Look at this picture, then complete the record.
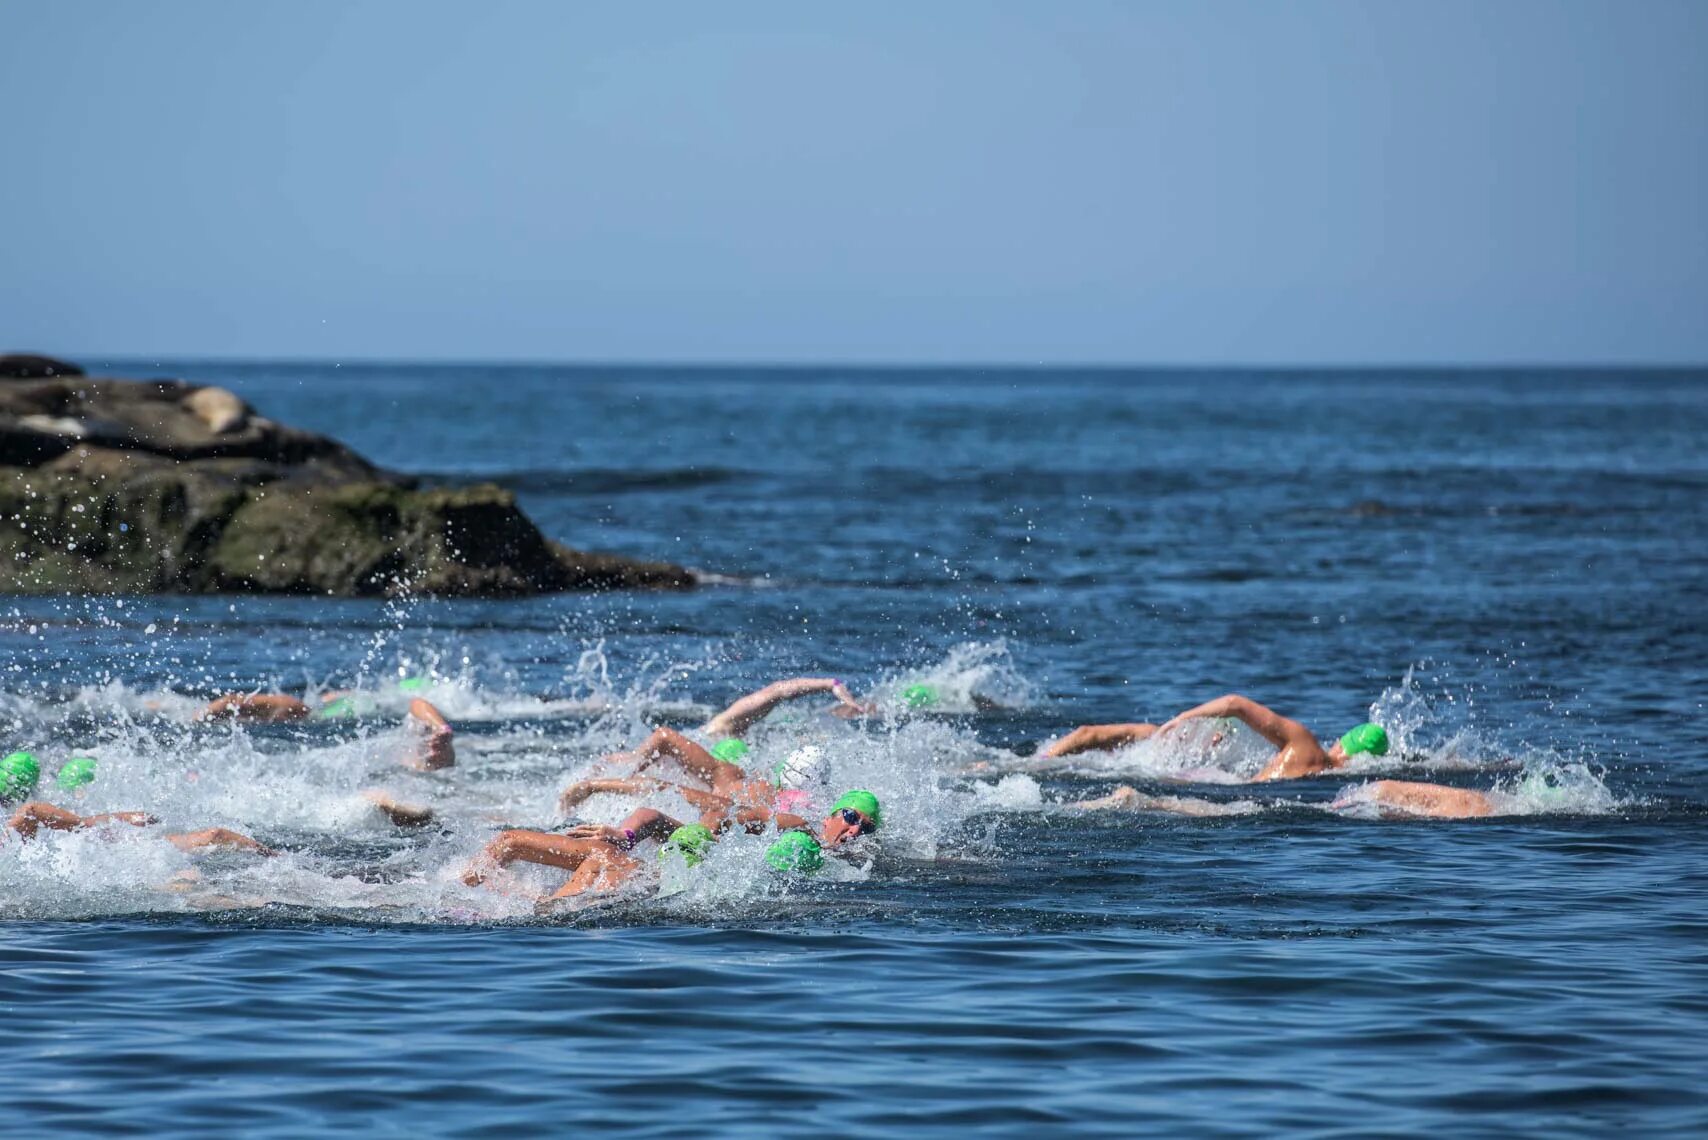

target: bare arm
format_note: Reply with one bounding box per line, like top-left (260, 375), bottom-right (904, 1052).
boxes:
top-left (559, 805), bottom-right (689, 846)
top-left (541, 843), bottom-right (644, 903)
top-left (363, 790), bottom-right (436, 828)
top-left (407, 698), bottom-right (451, 732)
top-left (558, 774), bottom-right (735, 816)
top-left (702, 678), bottom-right (860, 739)
top-left (1333, 780), bottom-right (1494, 819)
top-left (166, 828), bottom-right (275, 855)
top-left (197, 693), bottom-right (312, 723)
top-left (1158, 694), bottom-right (1312, 754)
top-left (710, 803), bottom-right (811, 835)
top-left (7, 802), bottom-right (156, 840)
top-left (1065, 784), bottom-right (1256, 817)
top-left (629, 727), bottom-right (724, 784)
top-left (1044, 723), bottom-right (1158, 758)
top-left (462, 829), bottom-right (612, 887)
top-left (403, 699), bottom-right (456, 770)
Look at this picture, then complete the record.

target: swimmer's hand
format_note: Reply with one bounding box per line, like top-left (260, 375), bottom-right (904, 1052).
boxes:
top-left (89, 811), bottom-right (159, 828)
top-left (828, 680), bottom-right (875, 716)
top-left (558, 823), bottom-right (629, 845)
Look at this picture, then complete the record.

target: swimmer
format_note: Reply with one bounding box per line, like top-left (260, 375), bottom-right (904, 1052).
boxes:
top-left (568, 787), bottom-right (880, 853)
top-left (1051, 693), bottom-right (1389, 782)
top-left (1152, 695), bottom-right (1389, 781)
top-left (5, 800), bottom-right (274, 854)
top-left (1065, 776), bottom-right (1490, 820)
top-left (468, 790), bottom-right (880, 904)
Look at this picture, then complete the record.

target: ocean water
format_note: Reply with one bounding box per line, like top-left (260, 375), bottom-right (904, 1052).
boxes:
top-left (3, 365), bottom-right (1705, 1136)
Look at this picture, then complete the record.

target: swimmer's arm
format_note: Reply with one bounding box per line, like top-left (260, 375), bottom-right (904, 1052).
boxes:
top-left (559, 776), bottom-right (667, 813)
top-left (166, 828), bottom-right (275, 856)
top-left (1065, 786), bottom-right (1236, 816)
top-left (404, 700), bottom-right (457, 770)
top-left (1044, 723), bottom-right (1158, 758)
top-left (562, 807), bottom-right (687, 847)
top-left (541, 843), bottom-right (643, 904)
top-left (711, 805), bottom-right (810, 835)
top-left (620, 807), bottom-right (688, 843)
top-left (197, 693), bottom-right (311, 722)
top-left (630, 727), bottom-right (722, 784)
top-left (7, 802), bottom-right (157, 839)
top-left (1160, 695), bottom-right (1303, 752)
top-left (702, 678), bottom-right (856, 738)
top-left (1334, 780), bottom-right (1493, 819)
top-left (363, 790), bottom-right (436, 828)
top-left (406, 698), bottom-right (452, 732)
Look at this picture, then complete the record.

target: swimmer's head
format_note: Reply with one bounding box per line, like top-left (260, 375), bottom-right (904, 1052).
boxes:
top-left (764, 830), bottom-right (825, 874)
top-left (660, 823), bottom-right (716, 869)
top-left (1, 751), bottom-right (41, 803)
top-left (397, 676), bottom-right (427, 693)
top-left (57, 757), bottom-right (98, 792)
top-left (1337, 723), bottom-right (1391, 758)
top-left (772, 745), bottom-right (829, 792)
top-left (823, 789), bottom-right (881, 845)
top-left (314, 696), bottom-right (359, 720)
top-left (901, 684), bottom-right (938, 710)
top-left (710, 739), bottom-right (750, 764)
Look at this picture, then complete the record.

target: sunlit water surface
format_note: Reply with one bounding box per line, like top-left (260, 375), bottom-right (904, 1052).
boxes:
top-left (3, 366), bottom-right (1705, 1135)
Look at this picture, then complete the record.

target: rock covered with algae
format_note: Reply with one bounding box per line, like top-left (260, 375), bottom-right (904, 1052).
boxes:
top-left (0, 359), bottom-right (692, 597)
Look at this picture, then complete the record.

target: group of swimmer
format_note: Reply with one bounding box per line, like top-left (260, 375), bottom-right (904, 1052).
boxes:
top-left (1, 672), bottom-right (1503, 909)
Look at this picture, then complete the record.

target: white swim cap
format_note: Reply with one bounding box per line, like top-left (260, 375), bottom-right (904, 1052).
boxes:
top-left (773, 744), bottom-right (830, 793)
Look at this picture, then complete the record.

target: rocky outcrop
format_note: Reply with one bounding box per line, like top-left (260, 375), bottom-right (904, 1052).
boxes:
top-left (0, 354), bottom-right (85, 379)
top-left (0, 367), bottom-right (693, 596)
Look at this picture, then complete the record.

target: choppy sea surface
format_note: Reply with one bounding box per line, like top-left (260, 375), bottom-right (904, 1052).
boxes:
top-left (3, 364), bottom-right (1705, 1136)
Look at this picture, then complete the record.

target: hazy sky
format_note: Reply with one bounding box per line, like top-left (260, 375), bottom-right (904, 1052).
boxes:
top-left (3, 1), bottom-right (1704, 364)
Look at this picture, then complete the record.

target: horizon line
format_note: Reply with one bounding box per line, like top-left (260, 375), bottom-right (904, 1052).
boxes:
top-left (48, 352), bottom-right (1708, 374)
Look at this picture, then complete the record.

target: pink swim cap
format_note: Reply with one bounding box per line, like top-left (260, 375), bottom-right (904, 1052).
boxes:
top-left (774, 789), bottom-right (813, 815)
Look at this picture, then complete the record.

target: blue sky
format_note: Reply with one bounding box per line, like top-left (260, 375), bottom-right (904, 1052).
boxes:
top-left (2, 1), bottom-right (1704, 364)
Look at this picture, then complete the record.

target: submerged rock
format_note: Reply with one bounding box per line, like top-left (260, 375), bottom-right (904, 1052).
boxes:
top-left (0, 366), bottom-right (693, 596)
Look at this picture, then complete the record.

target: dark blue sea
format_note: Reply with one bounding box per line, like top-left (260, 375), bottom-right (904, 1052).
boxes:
top-left (3, 364), bottom-right (1705, 1136)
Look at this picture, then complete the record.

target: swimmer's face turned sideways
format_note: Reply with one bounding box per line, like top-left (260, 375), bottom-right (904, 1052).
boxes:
top-left (819, 789), bottom-right (881, 846)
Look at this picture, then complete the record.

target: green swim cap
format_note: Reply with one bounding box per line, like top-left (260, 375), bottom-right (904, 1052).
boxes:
top-left (57, 757), bottom-right (98, 791)
top-left (902, 684), bottom-right (937, 710)
top-left (830, 789), bottom-right (882, 832)
top-left (660, 823), bottom-right (715, 868)
top-left (710, 738), bottom-right (749, 764)
top-left (1339, 723), bottom-right (1391, 757)
top-left (314, 696), bottom-right (359, 720)
top-left (764, 830), bottom-right (825, 874)
top-left (397, 676), bottom-right (427, 693)
top-left (1, 751), bottom-right (41, 801)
